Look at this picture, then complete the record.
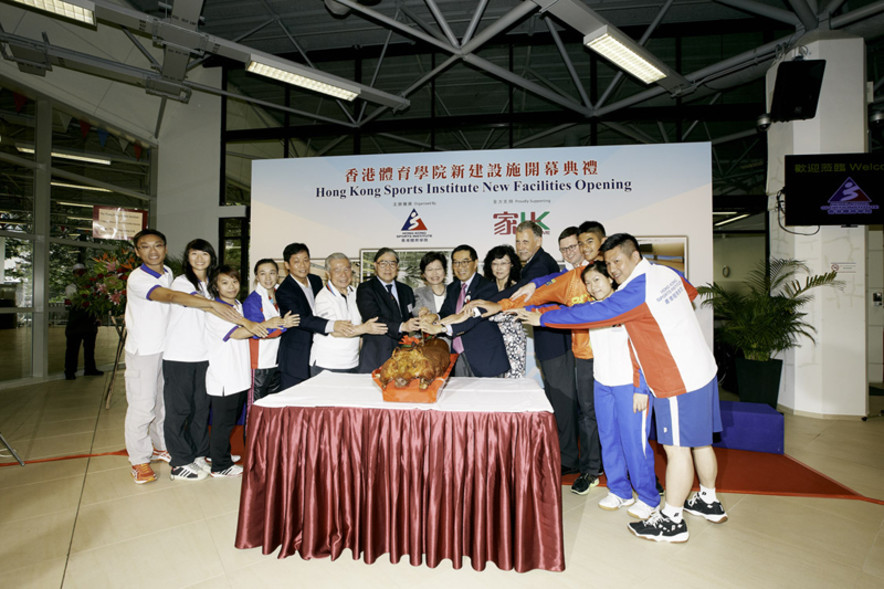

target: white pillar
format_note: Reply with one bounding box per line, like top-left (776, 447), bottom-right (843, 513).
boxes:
top-left (766, 31), bottom-right (868, 418)
top-left (156, 68), bottom-right (246, 257)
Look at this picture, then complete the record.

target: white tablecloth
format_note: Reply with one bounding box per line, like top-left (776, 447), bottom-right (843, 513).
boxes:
top-left (254, 371), bottom-right (553, 413)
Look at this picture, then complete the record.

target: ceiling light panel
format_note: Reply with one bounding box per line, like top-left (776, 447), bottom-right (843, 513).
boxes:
top-left (247, 58), bottom-right (360, 101)
top-left (11, 0), bottom-right (95, 25)
top-left (584, 26), bottom-right (666, 84)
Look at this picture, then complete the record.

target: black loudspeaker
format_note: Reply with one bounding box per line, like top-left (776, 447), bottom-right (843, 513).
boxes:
top-left (769, 59), bottom-right (826, 122)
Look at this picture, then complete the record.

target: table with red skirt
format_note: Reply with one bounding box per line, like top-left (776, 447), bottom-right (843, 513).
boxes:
top-left (234, 372), bottom-right (564, 572)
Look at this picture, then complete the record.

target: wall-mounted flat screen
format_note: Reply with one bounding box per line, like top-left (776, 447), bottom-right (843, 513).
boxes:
top-left (784, 153), bottom-right (882, 226)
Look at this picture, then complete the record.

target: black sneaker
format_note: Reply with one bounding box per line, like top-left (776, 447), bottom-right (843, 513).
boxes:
top-left (170, 462), bottom-right (208, 481)
top-left (570, 472), bottom-right (599, 495)
top-left (628, 513), bottom-right (689, 543)
top-left (683, 494), bottom-right (728, 523)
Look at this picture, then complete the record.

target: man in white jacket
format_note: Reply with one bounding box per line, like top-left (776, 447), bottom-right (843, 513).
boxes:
top-left (311, 253), bottom-right (387, 374)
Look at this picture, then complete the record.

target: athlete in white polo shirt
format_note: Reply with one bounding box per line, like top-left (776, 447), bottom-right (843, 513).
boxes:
top-left (125, 229), bottom-right (264, 485)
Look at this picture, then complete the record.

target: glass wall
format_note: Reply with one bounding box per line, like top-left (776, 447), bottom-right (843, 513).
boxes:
top-left (0, 89), bottom-right (154, 382)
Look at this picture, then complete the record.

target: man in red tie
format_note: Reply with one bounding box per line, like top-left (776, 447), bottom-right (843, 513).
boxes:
top-left (423, 245), bottom-right (510, 377)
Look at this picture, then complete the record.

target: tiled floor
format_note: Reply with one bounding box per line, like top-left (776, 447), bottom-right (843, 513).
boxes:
top-left (1, 374), bottom-right (882, 589)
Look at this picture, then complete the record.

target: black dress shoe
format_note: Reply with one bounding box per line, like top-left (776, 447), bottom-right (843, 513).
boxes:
top-left (84, 370), bottom-right (104, 376)
top-left (65, 374), bottom-right (76, 380)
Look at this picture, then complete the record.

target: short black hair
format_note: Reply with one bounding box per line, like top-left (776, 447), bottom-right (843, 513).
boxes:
top-left (581, 260), bottom-right (618, 291)
top-left (282, 243), bottom-right (309, 262)
top-left (452, 244), bottom-right (477, 261)
top-left (482, 245), bottom-right (521, 286)
top-left (373, 247), bottom-right (399, 263)
top-left (133, 228), bottom-right (166, 248)
top-left (557, 226), bottom-right (579, 242)
top-left (209, 264), bottom-right (242, 298)
top-left (599, 233), bottom-right (641, 257)
top-left (578, 221), bottom-right (606, 238)
top-left (419, 251), bottom-right (448, 274)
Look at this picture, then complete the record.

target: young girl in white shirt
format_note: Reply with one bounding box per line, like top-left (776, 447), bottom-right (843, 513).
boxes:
top-left (205, 265), bottom-right (284, 477)
top-left (243, 259), bottom-right (298, 401)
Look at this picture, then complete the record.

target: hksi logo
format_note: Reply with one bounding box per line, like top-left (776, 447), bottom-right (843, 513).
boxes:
top-left (401, 209), bottom-right (428, 231)
top-left (492, 211), bottom-right (549, 235)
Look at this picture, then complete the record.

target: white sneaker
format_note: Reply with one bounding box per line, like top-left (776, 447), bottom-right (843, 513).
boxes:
top-left (150, 448), bottom-right (171, 463)
top-left (193, 456), bottom-right (211, 473)
top-left (205, 454), bottom-right (241, 464)
top-left (627, 499), bottom-right (658, 519)
top-left (211, 464), bottom-right (243, 478)
top-left (598, 492), bottom-right (635, 511)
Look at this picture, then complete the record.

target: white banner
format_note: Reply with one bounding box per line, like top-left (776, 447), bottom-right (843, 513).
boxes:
top-left (251, 142), bottom-right (714, 341)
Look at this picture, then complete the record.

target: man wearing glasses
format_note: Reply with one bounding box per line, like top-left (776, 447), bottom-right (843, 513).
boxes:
top-left (558, 226), bottom-right (585, 271)
top-left (356, 247), bottom-right (420, 373)
top-left (422, 245), bottom-right (510, 377)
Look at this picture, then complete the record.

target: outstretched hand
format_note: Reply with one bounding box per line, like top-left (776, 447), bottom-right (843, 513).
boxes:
top-left (281, 311), bottom-right (300, 328)
top-left (243, 319), bottom-right (270, 338)
top-left (333, 320), bottom-right (357, 337)
top-left (506, 307), bottom-right (542, 326)
top-left (212, 300), bottom-right (245, 325)
top-left (419, 314), bottom-right (446, 335)
top-left (510, 282), bottom-right (536, 303)
top-left (362, 316), bottom-right (388, 335)
top-left (463, 299), bottom-right (501, 317)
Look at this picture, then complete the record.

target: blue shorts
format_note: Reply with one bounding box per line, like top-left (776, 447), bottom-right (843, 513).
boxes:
top-left (652, 378), bottom-right (722, 447)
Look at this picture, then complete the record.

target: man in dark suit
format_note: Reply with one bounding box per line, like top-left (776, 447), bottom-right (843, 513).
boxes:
top-left (514, 221), bottom-right (580, 475)
top-left (276, 243), bottom-right (355, 389)
top-left (425, 245), bottom-right (510, 377)
top-left (356, 247), bottom-right (420, 373)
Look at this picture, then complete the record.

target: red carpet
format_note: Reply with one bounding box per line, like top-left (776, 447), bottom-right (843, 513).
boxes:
top-left (562, 441), bottom-right (883, 505)
top-left (4, 428), bottom-right (881, 506)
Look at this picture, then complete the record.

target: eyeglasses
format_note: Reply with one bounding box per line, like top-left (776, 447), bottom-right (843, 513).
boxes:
top-left (376, 260), bottom-right (398, 268)
top-left (559, 244), bottom-right (579, 253)
top-left (452, 259), bottom-right (474, 267)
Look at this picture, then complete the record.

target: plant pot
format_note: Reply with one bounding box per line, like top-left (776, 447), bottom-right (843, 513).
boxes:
top-left (735, 357), bottom-right (783, 409)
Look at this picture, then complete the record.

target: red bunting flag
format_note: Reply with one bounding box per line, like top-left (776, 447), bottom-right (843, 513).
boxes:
top-left (13, 92), bottom-right (27, 112)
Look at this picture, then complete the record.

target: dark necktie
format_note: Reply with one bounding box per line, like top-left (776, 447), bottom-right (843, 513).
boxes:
top-left (453, 282), bottom-right (467, 353)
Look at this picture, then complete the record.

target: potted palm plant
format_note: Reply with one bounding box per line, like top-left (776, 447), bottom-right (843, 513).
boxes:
top-left (697, 258), bottom-right (841, 408)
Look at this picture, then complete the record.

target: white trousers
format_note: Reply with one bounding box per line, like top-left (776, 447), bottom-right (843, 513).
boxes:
top-left (124, 351), bottom-right (166, 465)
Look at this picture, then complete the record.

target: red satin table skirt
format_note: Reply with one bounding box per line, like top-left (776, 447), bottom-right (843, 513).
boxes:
top-left (235, 404), bottom-right (565, 572)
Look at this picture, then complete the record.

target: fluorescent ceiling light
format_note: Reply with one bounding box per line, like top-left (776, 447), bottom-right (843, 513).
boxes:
top-left (56, 200), bottom-right (95, 208)
top-left (51, 181), bottom-right (111, 192)
top-left (714, 213), bottom-right (751, 227)
top-left (584, 26), bottom-right (666, 84)
top-left (10, 0), bottom-right (95, 25)
top-left (247, 56), bottom-right (360, 101)
top-left (17, 145), bottom-right (111, 165)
